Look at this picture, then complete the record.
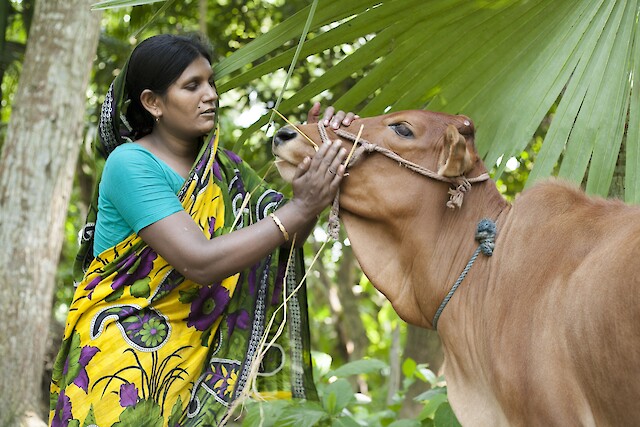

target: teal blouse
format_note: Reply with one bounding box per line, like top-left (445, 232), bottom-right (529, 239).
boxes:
top-left (93, 143), bottom-right (185, 256)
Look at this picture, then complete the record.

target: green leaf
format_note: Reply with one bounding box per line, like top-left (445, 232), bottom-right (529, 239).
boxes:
top-left (626, 5), bottom-right (640, 203)
top-left (243, 400), bottom-right (290, 427)
top-left (326, 358), bottom-right (387, 378)
top-left (331, 416), bottom-right (362, 427)
top-left (402, 358), bottom-right (417, 379)
top-left (112, 399), bottom-right (163, 427)
top-left (414, 387), bottom-right (447, 402)
top-left (415, 366), bottom-right (438, 386)
top-left (105, 286), bottom-right (125, 302)
top-left (388, 420), bottom-right (422, 427)
top-left (49, 392), bottom-right (58, 412)
top-left (130, 277), bottom-right (151, 298)
top-left (417, 393), bottom-right (448, 421)
top-left (433, 402), bottom-right (462, 427)
top-left (168, 396), bottom-right (182, 427)
top-left (214, 0), bottom-right (379, 79)
top-left (82, 406), bottom-right (96, 427)
top-left (275, 400), bottom-right (329, 427)
top-left (178, 287), bottom-right (199, 304)
top-left (322, 379), bottom-right (354, 415)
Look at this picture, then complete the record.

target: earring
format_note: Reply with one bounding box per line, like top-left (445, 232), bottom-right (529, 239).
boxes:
top-left (155, 116), bottom-right (160, 123)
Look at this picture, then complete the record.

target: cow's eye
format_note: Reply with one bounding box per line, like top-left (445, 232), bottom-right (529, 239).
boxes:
top-left (390, 123), bottom-right (413, 138)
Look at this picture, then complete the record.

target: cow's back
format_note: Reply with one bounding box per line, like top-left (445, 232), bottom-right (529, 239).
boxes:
top-left (484, 180), bottom-right (640, 425)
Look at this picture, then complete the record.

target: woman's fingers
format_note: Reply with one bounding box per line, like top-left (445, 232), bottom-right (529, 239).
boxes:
top-left (327, 109), bottom-right (359, 129)
top-left (311, 103), bottom-right (360, 129)
top-left (343, 112), bottom-right (359, 126)
top-left (312, 139), bottom-right (346, 176)
top-left (322, 106), bottom-right (335, 127)
top-left (329, 110), bottom-right (346, 129)
top-left (291, 139), bottom-right (347, 215)
top-left (306, 102), bottom-right (322, 124)
top-left (294, 156), bottom-right (311, 179)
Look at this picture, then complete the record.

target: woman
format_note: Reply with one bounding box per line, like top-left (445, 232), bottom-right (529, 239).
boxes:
top-left (49, 34), bottom-right (353, 427)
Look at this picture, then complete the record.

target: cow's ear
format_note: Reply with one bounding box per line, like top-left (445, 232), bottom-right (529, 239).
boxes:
top-left (438, 124), bottom-right (475, 177)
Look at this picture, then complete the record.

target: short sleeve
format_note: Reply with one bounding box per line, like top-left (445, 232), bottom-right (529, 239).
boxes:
top-left (100, 144), bottom-right (185, 233)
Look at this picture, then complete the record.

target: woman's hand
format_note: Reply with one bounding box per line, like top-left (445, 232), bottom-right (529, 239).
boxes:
top-left (289, 137), bottom-right (347, 218)
top-left (307, 102), bottom-right (359, 129)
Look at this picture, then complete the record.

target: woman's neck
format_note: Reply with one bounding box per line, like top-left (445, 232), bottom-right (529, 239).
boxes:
top-left (136, 130), bottom-right (199, 178)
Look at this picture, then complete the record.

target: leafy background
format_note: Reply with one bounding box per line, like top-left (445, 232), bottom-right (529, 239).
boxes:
top-left (3, 0), bottom-right (638, 425)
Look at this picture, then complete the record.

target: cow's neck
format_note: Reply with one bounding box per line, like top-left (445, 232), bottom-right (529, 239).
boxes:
top-left (341, 177), bottom-right (510, 329)
top-left (341, 176), bottom-right (512, 422)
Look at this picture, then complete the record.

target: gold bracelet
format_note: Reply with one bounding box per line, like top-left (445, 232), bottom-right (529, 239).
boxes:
top-left (269, 213), bottom-right (289, 242)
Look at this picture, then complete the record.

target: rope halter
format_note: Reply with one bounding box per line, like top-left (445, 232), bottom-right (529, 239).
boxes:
top-left (316, 122), bottom-right (491, 239)
top-left (432, 218), bottom-right (496, 330)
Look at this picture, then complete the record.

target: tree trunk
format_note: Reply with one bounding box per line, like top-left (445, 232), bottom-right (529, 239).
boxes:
top-left (399, 326), bottom-right (444, 418)
top-left (0, 1), bottom-right (101, 424)
top-left (313, 242), bottom-right (369, 363)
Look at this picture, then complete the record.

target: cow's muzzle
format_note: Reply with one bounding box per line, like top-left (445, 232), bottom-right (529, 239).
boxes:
top-left (273, 127), bottom-right (298, 147)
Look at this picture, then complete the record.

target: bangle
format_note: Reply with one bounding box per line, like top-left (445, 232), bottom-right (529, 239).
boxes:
top-left (269, 213), bottom-right (289, 242)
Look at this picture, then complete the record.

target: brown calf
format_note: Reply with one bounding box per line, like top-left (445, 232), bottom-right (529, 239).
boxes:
top-left (272, 110), bottom-right (640, 426)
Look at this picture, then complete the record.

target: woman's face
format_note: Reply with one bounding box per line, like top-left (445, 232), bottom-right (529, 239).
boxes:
top-left (156, 55), bottom-right (218, 141)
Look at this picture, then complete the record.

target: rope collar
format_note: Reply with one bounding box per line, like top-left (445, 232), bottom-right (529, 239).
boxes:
top-left (432, 218), bottom-right (496, 330)
top-left (320, 123), bottom-right (490, 207)
top-left (317, 122), bottom-right (491, 239)
top-left (314, 124), bottom-right (497, 330)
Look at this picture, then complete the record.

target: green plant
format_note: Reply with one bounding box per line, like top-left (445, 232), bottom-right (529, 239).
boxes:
top-left (238, 355), bottom-right (461, 427)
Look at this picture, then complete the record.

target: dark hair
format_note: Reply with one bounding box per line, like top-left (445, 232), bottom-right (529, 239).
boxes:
top-left (125, 34), bottom-right (212, 138)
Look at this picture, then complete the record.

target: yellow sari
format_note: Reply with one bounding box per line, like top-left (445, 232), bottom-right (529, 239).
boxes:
top-left (49, 124), bottom-right (317, 426)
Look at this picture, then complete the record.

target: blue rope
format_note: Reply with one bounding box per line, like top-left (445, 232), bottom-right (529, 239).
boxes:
top-left (432, 219), bottom-right (496, 330)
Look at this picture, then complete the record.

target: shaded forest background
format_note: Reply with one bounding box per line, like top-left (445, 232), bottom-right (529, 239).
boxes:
top-left (2, 0), bottom-right (638, 425)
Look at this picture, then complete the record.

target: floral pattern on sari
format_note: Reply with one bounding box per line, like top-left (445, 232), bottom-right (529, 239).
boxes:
top-left (49, 130), bottom-right (317, 427)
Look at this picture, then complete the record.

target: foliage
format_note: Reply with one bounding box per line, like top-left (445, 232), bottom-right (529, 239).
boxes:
top-left (87, 0), bottom-right (640, 203)
top-left (5, 0), bottom-right (638, 423)
top-left (237, 355), bottom-right (460, 426)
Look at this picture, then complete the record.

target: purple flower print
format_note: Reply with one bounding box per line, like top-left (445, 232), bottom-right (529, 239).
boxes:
top-left (212, 160), bottom-right (223, 181)
top-left (111, 247), bottom-right (157, 291)
top-left (61, 334), bottom-right (99, 393)
top-left (119, 383), bottom-right (139, 408)
top-left (69, 346), bottom-right (99, 392)
top-left (187, 284), bottom-right (231, 331)
top-left (226, 309), bottom-right (250, 337)
top-left (123, 312), bottom-right (151, 334)
top-left (51, 390), bottom-right (73, 427)
top-left (82, 273), bottom-right (105, 300)
top-left (117, 308), bottom-right (170, 350)
top-left (208, 216), bottom-right (216, 237)
top-left (224, 149), bottom-right (243, 164)
top-left (230, 171), bottom-right (247, 194)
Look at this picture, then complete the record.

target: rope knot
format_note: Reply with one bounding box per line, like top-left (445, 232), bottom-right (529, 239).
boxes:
top-left (446, 178), bottom-right (472, 209)
top-left (475, 218), bottom-right (496, 256)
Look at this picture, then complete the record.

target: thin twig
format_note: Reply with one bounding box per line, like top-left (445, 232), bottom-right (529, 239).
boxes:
top-left (272, 109), bottom-right (319, 151)
top-left (345, 124), bottom-right (364, 167)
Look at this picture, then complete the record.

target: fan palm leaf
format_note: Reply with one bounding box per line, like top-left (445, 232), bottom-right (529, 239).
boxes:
top-left (94, 0), bottom-right (640, 201)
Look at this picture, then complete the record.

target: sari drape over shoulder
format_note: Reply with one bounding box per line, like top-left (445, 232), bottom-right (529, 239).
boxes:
top-left (49, 121), bottom-right (317, 426)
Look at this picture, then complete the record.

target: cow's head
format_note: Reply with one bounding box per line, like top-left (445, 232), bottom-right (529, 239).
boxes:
top-left (272, 110), bottom-right (490, 327)
top-left (273, 110), bottom-right (482, 218)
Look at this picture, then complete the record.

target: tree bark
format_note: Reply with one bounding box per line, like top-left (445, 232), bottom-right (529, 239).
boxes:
top-left (400, 325), bottom-right (444, 418)
top-left (0, 1), bottom-right (101, 424)
top-left (313, 242), bottom-right (369, 363)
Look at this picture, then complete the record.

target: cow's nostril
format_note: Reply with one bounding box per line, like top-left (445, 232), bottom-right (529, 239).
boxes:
top-left (274, 127), bottom-right (298, 146)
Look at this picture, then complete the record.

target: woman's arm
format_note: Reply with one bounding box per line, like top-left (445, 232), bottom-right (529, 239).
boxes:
top-left (139, 138), bottom-right (346, 284)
